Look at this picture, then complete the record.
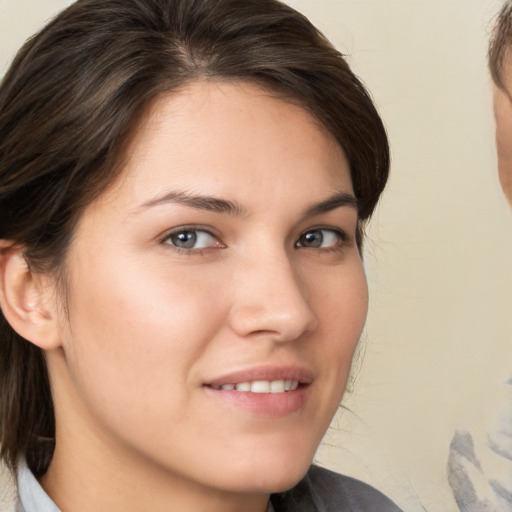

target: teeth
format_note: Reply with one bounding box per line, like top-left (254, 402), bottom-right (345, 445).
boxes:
top-left (251, 381), bottom-right (270, 393)
top-left (212, 380), bottom-right (299, 393)
top-left (270, 380), bottom-right (285, 393)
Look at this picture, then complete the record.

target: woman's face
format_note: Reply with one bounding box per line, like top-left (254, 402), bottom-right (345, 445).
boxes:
top-left (48, 81), bottom-right (368, 497)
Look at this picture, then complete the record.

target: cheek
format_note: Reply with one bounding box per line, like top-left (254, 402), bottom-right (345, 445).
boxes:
top-left (317, 260), bottom-right (368, 335)
top-left (60, 254), bottom-right (226, 415)
top-left (307, 258), bottom-right (368, 385)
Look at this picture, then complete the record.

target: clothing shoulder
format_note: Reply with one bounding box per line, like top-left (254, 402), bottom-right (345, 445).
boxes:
top-left (272, 465), bottom-right (403, 512)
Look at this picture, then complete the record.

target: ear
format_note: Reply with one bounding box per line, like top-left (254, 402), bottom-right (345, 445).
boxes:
top-left (0, 241), bottom-right (61, 350)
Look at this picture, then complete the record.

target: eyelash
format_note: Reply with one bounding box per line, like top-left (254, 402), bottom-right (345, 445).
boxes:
top-left (160, 226), bottom-right (351, 254)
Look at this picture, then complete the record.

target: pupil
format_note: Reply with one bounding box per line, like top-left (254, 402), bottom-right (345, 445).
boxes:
top-left (303, 230), bottom-right (323, 248)
top-left (173, 231), bottom-right (196, 248)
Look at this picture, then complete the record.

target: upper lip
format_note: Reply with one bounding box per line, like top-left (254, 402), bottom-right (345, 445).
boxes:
top-left (204, 365), bottom-right (315, 387)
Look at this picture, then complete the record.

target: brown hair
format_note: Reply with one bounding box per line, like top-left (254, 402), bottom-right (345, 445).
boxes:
top-left (0, 0), bottom-right (389, 476)
top-left (489, 2), bottom-right (512, 90)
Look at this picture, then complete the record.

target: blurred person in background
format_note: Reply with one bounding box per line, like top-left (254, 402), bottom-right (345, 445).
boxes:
top-left (447, 3), bottom-right (512, 511)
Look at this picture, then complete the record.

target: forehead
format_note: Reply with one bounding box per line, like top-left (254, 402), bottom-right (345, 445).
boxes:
top-left (114, 80), bottom-right (351, 203)
top-left (134, 80), bottom-right (341, 156)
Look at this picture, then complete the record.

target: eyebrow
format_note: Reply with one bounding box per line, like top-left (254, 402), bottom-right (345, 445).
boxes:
top-left (136, 190), bottom-right (358, 217)
top-left (138, 190), bottom-right (246, 216)
top-left (304, 192), bottom-right (359, 216)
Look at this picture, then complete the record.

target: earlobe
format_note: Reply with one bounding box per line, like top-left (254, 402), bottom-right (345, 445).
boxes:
top-left (0, 241), bottom-right (61, 350)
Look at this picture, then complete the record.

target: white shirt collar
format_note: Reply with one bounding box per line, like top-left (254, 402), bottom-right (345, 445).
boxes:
top-left (17, 459), bottom-right (60, 512)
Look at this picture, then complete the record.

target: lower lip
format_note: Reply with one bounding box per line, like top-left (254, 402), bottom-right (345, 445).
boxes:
top-left (203, 386), bottom-right (310, 417)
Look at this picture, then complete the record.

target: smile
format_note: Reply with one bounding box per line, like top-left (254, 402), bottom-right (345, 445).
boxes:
top-left (208, 380), bottom-right (300, 393)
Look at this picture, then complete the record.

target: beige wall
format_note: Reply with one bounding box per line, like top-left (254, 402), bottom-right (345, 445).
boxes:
top-left (1, 1), bottom-right (511, 511)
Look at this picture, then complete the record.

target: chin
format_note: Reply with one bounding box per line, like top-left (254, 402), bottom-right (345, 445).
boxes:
top-left (220, 446), bottom-right (315, 494)
top-left (253, 469), bottom-right (310, 494)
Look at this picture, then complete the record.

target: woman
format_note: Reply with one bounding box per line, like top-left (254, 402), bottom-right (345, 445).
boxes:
top-left (0, 0), bottom-right (401, 510)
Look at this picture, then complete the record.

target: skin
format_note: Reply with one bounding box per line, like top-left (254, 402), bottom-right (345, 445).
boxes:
top-left (493, 83), bottom-right (512, 204)
top-left (493, 55), bottom-right (512, 205)
top-left (24, 81), bottom-right (368, 512)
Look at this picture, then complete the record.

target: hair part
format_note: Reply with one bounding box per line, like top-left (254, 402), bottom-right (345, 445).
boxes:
top-left (0, 0), bottom-right (389, 476)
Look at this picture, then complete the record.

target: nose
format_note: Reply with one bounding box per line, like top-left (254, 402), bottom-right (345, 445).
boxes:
top-left (227, 249), bottom-right (318, 342)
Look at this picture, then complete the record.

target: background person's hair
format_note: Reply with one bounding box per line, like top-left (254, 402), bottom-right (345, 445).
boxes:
top-left (489, 1), bottom-right (512, 89)
top-left (0, 0), bottom-right (389, 477)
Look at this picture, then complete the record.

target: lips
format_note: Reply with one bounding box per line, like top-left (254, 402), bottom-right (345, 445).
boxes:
top-left (203, 367), bottom-right (312, 417)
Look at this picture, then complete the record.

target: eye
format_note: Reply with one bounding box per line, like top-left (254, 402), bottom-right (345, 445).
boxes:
top-left (163, 228), bottom-right (220, 250)
top-left (295, 228), bottom-right (346, 249)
